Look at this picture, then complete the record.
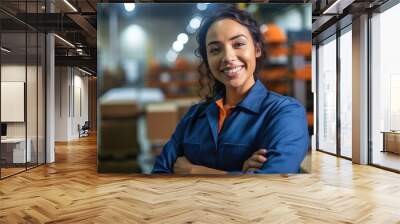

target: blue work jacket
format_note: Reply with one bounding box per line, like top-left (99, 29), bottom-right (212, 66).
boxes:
top-left (152, 80), bottom-right (309, 174)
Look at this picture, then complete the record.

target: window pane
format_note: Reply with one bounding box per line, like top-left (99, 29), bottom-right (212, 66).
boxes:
top-left (318, 37), bottom-right (337, 154)
top-left (371, 3), bottom-right (400, 171)
top-left (340, 29), bottom-right (352, 158)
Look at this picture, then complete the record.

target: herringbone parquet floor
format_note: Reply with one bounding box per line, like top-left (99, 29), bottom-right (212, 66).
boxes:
top-left (1, 135), bottom-right (400, 223)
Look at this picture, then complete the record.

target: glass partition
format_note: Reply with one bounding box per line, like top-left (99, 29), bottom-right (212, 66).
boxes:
top-left (0, 1), bottom-right (46, 179)
top-left (1, 30), bottom-right (28, 177)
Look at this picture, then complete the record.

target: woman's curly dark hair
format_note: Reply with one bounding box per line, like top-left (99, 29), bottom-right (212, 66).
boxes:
top-left (195, 5), bottom-right (266, 103)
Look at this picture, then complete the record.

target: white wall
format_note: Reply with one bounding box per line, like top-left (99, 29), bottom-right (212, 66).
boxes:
top-left (55, 67), bottom-right (69, 141)
top-left (55, 67), bottom-right (89, 141)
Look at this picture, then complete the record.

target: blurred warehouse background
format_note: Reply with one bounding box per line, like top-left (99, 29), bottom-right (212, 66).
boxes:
top-left (97, 3), bottom-right (312, 173)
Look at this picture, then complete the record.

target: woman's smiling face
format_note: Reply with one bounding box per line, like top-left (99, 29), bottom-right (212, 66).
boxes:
top-left (205, 19), bottom-right (261, 91)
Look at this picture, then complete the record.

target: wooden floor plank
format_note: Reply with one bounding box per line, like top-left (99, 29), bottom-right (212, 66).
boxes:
top-left (0, 135), bottom-right (400, 223)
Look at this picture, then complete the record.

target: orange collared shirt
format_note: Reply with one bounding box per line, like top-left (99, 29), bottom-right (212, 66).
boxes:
top-left (215, 98), bottom-right (235, 133)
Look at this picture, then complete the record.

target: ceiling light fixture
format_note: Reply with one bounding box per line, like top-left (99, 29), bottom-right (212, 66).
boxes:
top-left (54, 34), bottom-right (75, 48)
top-left (1, 47), bottom-right (11, 53)
top-left (63, 0), bottom-right (78, 12)
top-left (78, 67), bottom-right (92, 76)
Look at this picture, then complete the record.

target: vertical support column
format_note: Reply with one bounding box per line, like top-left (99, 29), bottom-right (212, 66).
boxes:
top-left (0, 23), bottom-right (2, 179)
top-left (315, 45), bottom-right (320, 151)
top-left (88, 77), bottom-right (97, 132)
top-left (312, 45), bottom-right (317, 150)
top-left (352, 14), bottom-right (369, 164)
top-left (46, 1), bottom-right (55, 163)
top-left (336, 29), bottom-right (341, 157)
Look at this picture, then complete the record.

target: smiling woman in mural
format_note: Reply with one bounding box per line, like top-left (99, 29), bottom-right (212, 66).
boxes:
top-left (152, 6), bottom-right (309, 174)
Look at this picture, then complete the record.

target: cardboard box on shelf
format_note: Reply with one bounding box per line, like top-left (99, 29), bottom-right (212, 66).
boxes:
top-left (146, 103), bottom-right (179, 142)
top-left (145, 98), bottom-right (199, 150)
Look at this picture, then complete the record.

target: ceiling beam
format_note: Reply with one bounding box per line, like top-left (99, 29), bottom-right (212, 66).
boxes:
top-left (322, 0), bottom-right (356, 14)
top-left (67, 13), bottom-right (97, 40)
top-left (55, 55), bottom-right (96, 71)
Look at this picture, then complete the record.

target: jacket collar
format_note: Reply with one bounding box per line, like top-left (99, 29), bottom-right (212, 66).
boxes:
top-left (198, 79), bottom-right (268, 117)
top-left (236, 79), bottom-right (268, 114)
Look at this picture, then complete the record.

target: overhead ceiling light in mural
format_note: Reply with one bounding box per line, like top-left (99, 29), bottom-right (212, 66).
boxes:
top-left (124, 3), bottom-right (135, 12)
top-left (189, 16), bottom-right (202, 30)
top-left (187, 16), bottom-right (202, 34)
top-left (120, 24), bottom-right (147, 60)
top-left (172, 41), bottom-right (184, 52)
top-left (177, 33), bottom-right (189, 44)
top-left (196, 3), bottom-right (208, 11)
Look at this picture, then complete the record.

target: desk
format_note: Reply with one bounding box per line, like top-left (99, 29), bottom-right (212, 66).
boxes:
top-left (1, 138), bottom-right (31, 163)
top-left (382, 131), bottom-right (400, 154)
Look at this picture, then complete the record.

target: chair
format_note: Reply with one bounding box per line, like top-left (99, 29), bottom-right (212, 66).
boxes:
top-left (79, 121), bottom-right (90, 138)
